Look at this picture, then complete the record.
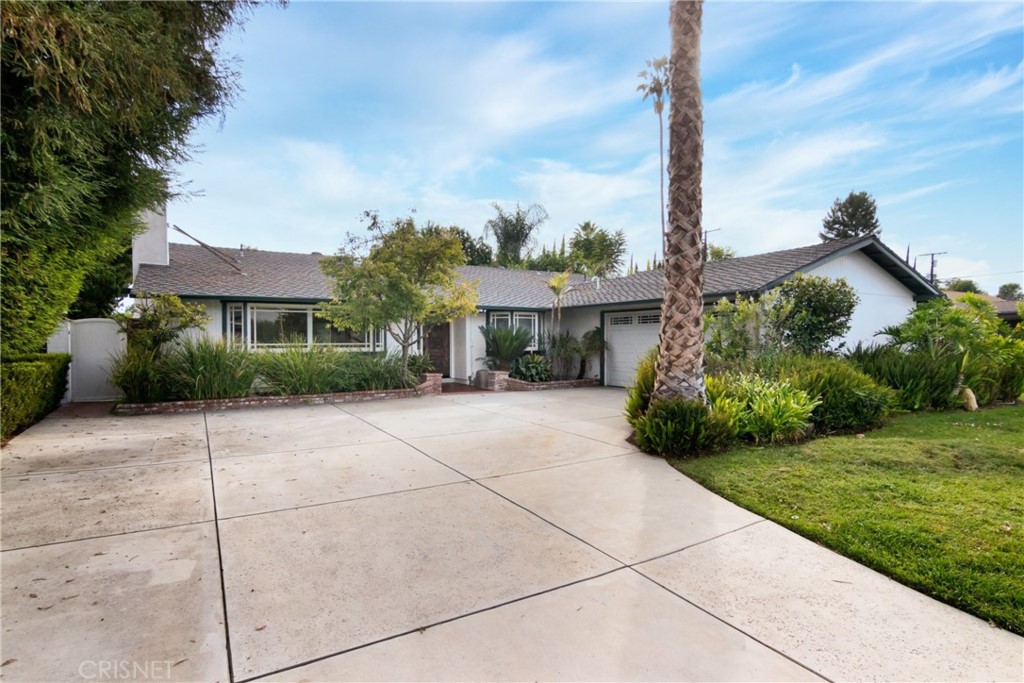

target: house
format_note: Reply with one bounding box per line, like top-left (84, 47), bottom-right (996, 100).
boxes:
top-left (943, 290), bottom-right (1021, 326)
top-left (132, 210), bottom-right (942, 388)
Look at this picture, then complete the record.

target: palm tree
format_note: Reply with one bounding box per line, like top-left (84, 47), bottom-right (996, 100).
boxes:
top-left (637, 56), bottom-right (670, 254)
top-left (547, 269), bottom-right (574, 333)
top-left (652, 0), bottom-right (705, 403)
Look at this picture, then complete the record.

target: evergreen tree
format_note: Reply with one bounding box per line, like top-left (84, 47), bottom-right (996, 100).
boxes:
top-left (819, 191), bottom-right (882, 242)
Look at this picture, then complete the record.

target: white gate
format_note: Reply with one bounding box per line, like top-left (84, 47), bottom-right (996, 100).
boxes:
top-left (47, 319), bottom-right (125, 402)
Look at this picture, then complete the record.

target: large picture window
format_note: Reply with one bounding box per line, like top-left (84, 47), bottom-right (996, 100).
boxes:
top-left (243, 304), bottom-right (373, 351)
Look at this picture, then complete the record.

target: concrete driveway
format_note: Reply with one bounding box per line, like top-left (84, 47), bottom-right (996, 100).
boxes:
top-left (1, 388), bottom-right (1020, 682)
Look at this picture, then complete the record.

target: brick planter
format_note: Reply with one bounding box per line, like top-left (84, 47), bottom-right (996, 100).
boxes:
top-left (113, 373), bottom-right (443, 416)
top-left (505, 378), bottom-right (601, 392)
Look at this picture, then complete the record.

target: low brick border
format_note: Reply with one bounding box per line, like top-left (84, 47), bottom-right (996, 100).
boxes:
top-left (505, 378), bottom-right (601, 392)
top-left (113, 373), bottom-right (442, 416)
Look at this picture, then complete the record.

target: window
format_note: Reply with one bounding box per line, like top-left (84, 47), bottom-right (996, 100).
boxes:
top-left (514, 312), bottom-right (539, 350)
top-left (374, 327), bottom-right (386, 351)
top-left (246, 304), bottom-right (371, 350)
top-left (638, 313), bottom-right (660, 325)
top-left (227, 304), bottom-right (244, 348)
top-left (610, 315), bottom-right (634, 326)
top-left (490, 312), bottom-right (511, 329)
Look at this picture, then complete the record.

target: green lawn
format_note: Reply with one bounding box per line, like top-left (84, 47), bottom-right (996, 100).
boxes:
top-left (672, 405), bottom-right (1024, 635)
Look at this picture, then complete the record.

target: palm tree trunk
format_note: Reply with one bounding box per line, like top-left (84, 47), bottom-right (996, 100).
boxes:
top-left (652, 0), bottom-right (706, 403)
top-left (659, 112), bottom-right (666, 255)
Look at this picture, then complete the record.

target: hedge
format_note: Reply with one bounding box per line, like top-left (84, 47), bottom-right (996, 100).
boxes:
top-left (1, 353), bottom-right (72, 441)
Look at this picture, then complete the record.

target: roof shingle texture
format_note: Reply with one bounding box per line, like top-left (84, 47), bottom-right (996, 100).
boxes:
top-left (134, 244), bottom-right (589, 308)
top-left (563, 238), bottom-right (866, 307)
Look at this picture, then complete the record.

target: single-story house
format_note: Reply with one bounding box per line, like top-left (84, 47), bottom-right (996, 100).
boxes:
top-left (943, 290), bottom-right (1021, 326)
top-left (132, 210), bottom-right (942, 387)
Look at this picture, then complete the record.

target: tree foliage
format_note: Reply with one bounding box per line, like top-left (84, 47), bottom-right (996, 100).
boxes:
top-left (637, 56), bottom-right (670, 249)
top-left (1, 1), bottom-right (255, 356)
top-left (483, 202), bottom-right (548, 267)
top-left (945, 278), bottom-right (984, 294)
top-left (68, 246), bottom-right (133, 319)
top-left (112, 293), bottom-right (210, 353)
top-left (707, 244), bottom-right (736, 261)
top-left (774, 274), bottom-right (859, 354)
top-left (319, 214), bottom-right (478, 371)
top-left (819, 191), bottom-right (881, 242)
top-left (998, 283), bottom-right (1023, 301)
top-left (569, 221), bottom-right (627, 277)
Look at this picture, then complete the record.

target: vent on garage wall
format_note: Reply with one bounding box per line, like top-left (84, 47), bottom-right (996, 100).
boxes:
top-left (637, 313), bottom-right (660, 325)
top-left (610, 315), bottom-right (634, 326)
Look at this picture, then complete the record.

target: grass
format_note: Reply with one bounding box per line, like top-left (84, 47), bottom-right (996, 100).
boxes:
top-left (671, 405), bottom-right (1024, 635)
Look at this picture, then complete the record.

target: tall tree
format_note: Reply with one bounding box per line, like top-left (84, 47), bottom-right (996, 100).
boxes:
top-left (483, 202), bottom-right (548, 267)
top-left (1, 1), bottom-right (256, 356)
top-left (319, 214), bottom-right (478, 372)
top-left (653, 0), bottom-right (706, 403)
top-left (997, 283), bottom-right (1023, 301)
top-left (819, 191), bottom-right (882, 242)
top-left (638, 57), bottom-right (670, 254)
top-left (423, 224), bottom-right (493, 266)
top-left (68, 246), bottom-right (133, 319)
top-left (569, 221), bottom-right (627, 277)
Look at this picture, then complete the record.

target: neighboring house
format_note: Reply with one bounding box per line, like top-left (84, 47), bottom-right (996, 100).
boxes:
top-left (943, 290), bottom-right (1022, 326)
top-left (132, 211), bottom-right (941, 387)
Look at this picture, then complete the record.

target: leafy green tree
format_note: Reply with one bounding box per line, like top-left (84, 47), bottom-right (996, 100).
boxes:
top-left (998, 283), bottom-right (1023, 301)
top-left (319, 214), bottom-right (479, 372)
top-left (422, 224), bottom-right (493, 266)
top-left (819, 191), bottom-right (882, 242)
top-left (569, 221), bottom-right (627, 277)
top-left (524, 239), bottom-right (573, 272)
top-left (483, 203), bottom-right (548, 267)
top-left (112, 293), bottom-right (210, 353)
top-left (637, 56), bottom-right (670, 250)
top-left (946, 278), bottom-right (984, 294)
top-left (68, 247), bottom-right (133, 319)
top-left (547, 270), bottom-right (574, 333)
top-left (707, 244), bottom-right (736, 261)
top-left (1, 1), bottom-right (256, 356)
top-left (773, 274), bottom-right (859, 354)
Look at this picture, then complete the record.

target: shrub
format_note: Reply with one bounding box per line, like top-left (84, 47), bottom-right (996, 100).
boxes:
top-left (577, 326), bottom-right (607, 379)
top-left (257, 345), bottom-right (348, 396)
top-left (113, 293), bottom-right (209, 353)
top-left (510, 353), bottom-right (552, 382)
top-left (1, 354), bottom-right (72, 440)
top-left (703, 292), bottom-right (788, 363)
top-left (773, 273), bottom-right (858, 354)
top-left (847, 344), bottom-right (960, 411)
top-left (340, 353), bottom-right (415, 391)
top-left (109, 346), bottom-right (175, 403)
top-left (707, 373), bottom-right (818, 444)
top-left (167, 338), bottom-right (256, 400)
top-left (405, 353), bottom-right (435, 377)
top-left (771, 355), bottom-right (893, 433)
top-left (479, 325), bottom-right (533, 371)
top-left (632, 397), bottom-right (737, 457)
top-left (625, 346), bottom-right (659, 425)
top-left (542, 329), bottom-right (579, 379)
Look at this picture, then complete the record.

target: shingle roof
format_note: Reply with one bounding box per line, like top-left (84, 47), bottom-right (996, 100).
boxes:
top-left (135, 236), bottom-right (941, 310)
top-left (457, 265), bottom-right (589, 309)
top-left (133, 243), bottom-right (588, 308)
top-left (562, 236), bottom-right (941, 307)
top-left (134, 243), bottom-right (332, 300)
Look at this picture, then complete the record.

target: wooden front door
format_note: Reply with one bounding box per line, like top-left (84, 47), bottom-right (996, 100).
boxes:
top-left (425, 324), bottom-right (451, 377)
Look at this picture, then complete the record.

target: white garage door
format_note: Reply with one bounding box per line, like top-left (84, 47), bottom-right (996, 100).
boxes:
top-left (604, 310), bottom-right (661, 387)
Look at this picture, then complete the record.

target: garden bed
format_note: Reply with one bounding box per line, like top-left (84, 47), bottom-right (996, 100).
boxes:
top-left (113, 373), bottom-right (441, 415)
top-left (505, 377), bottom-right (601, 391)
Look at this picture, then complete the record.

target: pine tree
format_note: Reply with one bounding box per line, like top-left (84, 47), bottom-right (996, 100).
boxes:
top-left (820, 191), bottom-right (882, 242)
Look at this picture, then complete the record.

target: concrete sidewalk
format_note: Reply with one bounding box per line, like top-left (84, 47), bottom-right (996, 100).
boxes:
top-left (2, 388), bottom-right (1021, 682)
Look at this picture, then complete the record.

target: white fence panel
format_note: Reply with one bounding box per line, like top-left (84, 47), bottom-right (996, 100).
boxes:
top-left (47, 319), bottom-right (124, 402)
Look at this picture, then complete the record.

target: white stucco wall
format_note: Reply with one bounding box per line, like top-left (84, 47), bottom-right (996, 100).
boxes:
top-left (806, 250), bottom-right (916, 349)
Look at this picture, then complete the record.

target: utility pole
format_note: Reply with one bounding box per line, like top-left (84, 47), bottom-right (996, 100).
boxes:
top-left (918, 251), bottom-right (947, 287)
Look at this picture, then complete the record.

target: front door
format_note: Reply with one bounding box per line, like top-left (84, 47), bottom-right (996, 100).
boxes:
top-left (425, 324), bottom-right (451, 377)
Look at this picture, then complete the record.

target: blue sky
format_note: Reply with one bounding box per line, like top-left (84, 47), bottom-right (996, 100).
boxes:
top-left (168, 1), bottom-right (1024, 294)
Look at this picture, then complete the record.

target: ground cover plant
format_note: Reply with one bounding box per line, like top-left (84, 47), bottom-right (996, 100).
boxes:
top-left (672, 406), bottom-right (1024, 635)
